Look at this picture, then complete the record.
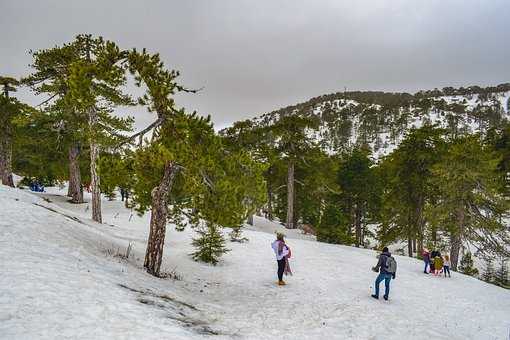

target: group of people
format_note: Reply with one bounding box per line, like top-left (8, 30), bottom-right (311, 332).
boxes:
top-left (270, 234), bottom-right (398, 300)
top-left (422, 248), bottom-right (451, 277)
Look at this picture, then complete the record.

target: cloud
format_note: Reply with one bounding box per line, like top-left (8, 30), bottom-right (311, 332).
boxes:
top-left (1, 0), bottom-right (509, 129)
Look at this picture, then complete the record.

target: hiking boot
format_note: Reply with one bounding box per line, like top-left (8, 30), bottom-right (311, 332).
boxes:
top-left (383, 295), bottom-right (388, 301)
top-left (278, 280), bottom-right (286, 286)
top-left (371, 294), bottom-right (378, 299)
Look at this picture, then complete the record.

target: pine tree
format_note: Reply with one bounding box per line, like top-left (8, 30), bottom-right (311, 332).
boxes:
top-left (379, 125), bottom-right (445, 256)
top-left (24, 41), bottom-right (87, 202)
top-left (65, 35), bottom-right (133, 222)
top-left (482, 259), bottom-right (495, 283)
top-left (0, 76), bottom-right (32, 187)
top-left (495, 258), bottom-right (509, 288)
top-left (315, 202), bottom-right (352, 245)
top-left (431, 135), bottom-right (509, 270)
top-left (25, 35), bottom-right (133, 217)
top-left (271, 114), bottom-right (320, 229)
top-left (459, 252), bottom-right (479, 276)
top-left (127, 49), bottom-right (265, 276)
top-left (191, 222), bottom-right (230, 265)
top-left (336, 147), bottom-right (381, 247)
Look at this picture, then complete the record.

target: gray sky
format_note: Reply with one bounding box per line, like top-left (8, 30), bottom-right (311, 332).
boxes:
top-left (1, 0), bottom-right (509, 130)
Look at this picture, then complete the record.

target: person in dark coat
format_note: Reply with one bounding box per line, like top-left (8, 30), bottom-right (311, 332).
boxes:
top-left (371, 247), bottom-right (396, 301)
top-left (430, 250), bottom-right (439, 273)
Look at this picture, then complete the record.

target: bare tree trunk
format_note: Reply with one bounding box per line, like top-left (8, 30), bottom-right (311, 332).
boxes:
top-left (267, 185), bottom-right (273, 220)
top-left (0, 133), bottom-right (15, 187)
top-left (347, 202), bottom-right (353, 240)
top-left (412, 239), bottom-right (417, 254)
top-left (450, 206), bottom-right (465, 271)
top-left (89, 109), bottom-right (101, 223)
top-left (247, 214), bottom-right (254, 226)
top-left (68, 144), bottom-right (84, 203)
top-left (416, 196), bottom-right (424, 256)
top-left (145, 162), bottom-right (177, 276)
top-left (286, 160), bottom-right (295, 229)
top-left (355, 205), bottom-right (362, 247)
top-left (407, 213), bottom-right (414, 257)
top-left (90, 141), bottom-right (101, 222)
top-left (124, 190), bottom-right (129, 208)
top-left (407, 237), bottom-right (413, 258)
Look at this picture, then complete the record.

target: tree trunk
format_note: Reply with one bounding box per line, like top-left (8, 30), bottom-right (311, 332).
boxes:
top-left (450, 206), bottom-right (465, 271)
top-left (247, 214), bottom-right (254, 226)
top-left (144, 162), bottom-right (177, 276)
top-left (412, 239), bottom-right (417, 254)
top-left (89, 108), bottom-right (101, 223)
top-left (407, 237), bottom-right (413, 258)
top-left (355, 205), bottom-right (362, 247)
top-left (124, 191), bottom-right (129, 208)
top-left (267, 185), bottom-right (273, 220)
top-left (68, 144), bottom-right (84, 203)
top-left (417, 236), bottom-right (424, 258)
top-left (90, 140), bottom-right (101, 222)
top-left (0, 134), bottom-right (14, 187)
top-left (286, 160), bottom-right (295, 229)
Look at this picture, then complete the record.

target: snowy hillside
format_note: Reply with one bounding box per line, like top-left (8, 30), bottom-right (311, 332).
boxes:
top-left (248, 85), bottom-right (510, 158)
top-left (1, 185), bottom-right (509, 339)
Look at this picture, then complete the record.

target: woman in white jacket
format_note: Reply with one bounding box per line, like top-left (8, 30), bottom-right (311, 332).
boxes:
top-left (271, 233), bottom-right (290, 285)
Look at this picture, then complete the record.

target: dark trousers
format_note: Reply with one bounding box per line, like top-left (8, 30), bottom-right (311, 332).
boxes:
top-left (277, 259), bottom-right (285, 281)
top-left (444, 266), bottom-right (451, 277)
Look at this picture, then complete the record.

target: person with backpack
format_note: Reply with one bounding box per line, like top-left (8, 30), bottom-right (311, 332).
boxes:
top-left (371, 247), bottom-right (397, 301)
top-left (433, 254), bottom-right (444, 276)
top-left (271, 232), bottom-right (291, 285)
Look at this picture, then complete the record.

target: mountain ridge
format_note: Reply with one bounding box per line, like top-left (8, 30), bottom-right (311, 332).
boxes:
top-left (232, 82), bottom-right (510, 158)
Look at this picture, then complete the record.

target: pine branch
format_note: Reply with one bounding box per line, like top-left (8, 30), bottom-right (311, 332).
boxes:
top-left (36, 93), bottom-right (59, 107)
top-left (115, 116), bottom-right (165, 149)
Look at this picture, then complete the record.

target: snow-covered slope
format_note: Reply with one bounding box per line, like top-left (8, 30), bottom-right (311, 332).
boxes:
top-left (247, 86), bottom-right (510, 159)
top-left (1, 185), bottom-right (509, 339)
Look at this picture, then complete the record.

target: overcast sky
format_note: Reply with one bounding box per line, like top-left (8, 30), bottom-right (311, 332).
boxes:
top-left (1, 0), bottom-right (509, 130)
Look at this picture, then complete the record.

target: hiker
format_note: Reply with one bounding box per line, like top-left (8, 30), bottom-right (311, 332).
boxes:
top-left (443, 255), bottom-right (451, 278)
top-left (271, 233), bottom-right (291, 285)
top-left (433, 254), bottom-right (444, 276)
top-left (120, 187), bottom-right (128, 201)
top-left (422, 248), bottom-right (430, 274)
top-left (429, 250), bottom-right (438, 273)
top-left (371, 247), bottom-right (397, 301)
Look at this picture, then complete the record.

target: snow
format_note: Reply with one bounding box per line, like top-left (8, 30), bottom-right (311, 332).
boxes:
top-left (1, 184), bottom-right (510, 340)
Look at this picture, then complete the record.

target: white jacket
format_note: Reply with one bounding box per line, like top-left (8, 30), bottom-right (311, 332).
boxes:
top-left (271, 240), bottom-right (289, 260)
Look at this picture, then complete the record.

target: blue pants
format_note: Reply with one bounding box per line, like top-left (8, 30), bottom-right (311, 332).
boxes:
top-left (374, 273), bottom-right (392, 298)
top-left (424, 260), bottom-right (429, 273)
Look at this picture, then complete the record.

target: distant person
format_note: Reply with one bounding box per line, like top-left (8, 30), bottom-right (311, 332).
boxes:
top-left (430, 250), bottom-right (438, 273)
top-left (433, 255), bottom-right (444, 276)
top-left (271, 232), bottom-right (290, 286)
top-left (371, 247), bottom-right (397, 301)
top-left (422, 248), bottom-right (430, 274)
top-left (443, 255), bottom-right (451, 278)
